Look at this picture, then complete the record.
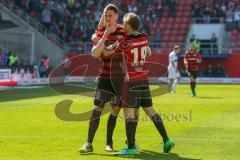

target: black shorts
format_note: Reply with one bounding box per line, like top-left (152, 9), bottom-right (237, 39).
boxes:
top-left (94, 78), bottom-right (122, 108)
top-left (189, 71), bottom-right (198, 79)
top-left (122, 80), bottom-right (153, 108)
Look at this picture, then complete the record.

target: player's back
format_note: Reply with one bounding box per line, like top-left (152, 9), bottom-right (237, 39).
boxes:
top-left (119, 32), bottom-right (149, 81)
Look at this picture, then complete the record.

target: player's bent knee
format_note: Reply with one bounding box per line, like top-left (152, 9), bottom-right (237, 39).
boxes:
top-left (143, 106), bottom-right (157, 117)
top-left (110, 106), bottom-right (121, 116)
top-left (93, 105), bottom-right (103, 112)
top-left (123, 108), bottom-right (136, 119)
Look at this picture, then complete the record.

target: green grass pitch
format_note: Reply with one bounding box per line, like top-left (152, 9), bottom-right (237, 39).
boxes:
top-left (0, 84), bottom-right (240, 160)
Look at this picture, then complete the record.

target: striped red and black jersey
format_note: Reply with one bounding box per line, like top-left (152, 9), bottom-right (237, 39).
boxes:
top-left (184, 52), bottom-right (201, 71)
top-left (96, 27), bottom-right (127, 79)
top-left (117, 32), bottom-right (149, 82)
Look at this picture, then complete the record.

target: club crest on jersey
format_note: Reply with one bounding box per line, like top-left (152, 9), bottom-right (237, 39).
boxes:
top-left (119, 40), bottom-right (131, 51)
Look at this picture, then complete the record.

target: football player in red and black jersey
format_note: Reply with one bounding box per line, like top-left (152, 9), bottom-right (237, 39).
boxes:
top-left (184, 45), bottom-right (202, 97)
top-left (114, 13), bottom-right (175, 155)
top-left (79, 4), bottom-right (126, 153)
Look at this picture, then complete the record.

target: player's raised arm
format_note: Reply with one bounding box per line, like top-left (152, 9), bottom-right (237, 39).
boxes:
top-left (146, 46), bottom-right (152, 57)
top-left (91, 27), bottom-right (114, 58)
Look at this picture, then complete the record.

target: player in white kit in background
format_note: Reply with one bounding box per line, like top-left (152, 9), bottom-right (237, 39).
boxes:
top-left (168, 45), bottom-right (181, 93)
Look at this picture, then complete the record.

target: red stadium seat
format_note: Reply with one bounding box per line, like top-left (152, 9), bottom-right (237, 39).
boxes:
top-left (184, 11), bottom-right (191, 17)
top-left (180, 29), bottom-right (187, 35)
top-left (181, 23), bottom-right (188, 29)
top-left (177, 11), bottom-right (183, 17)
top-left (174, 23), bottom-right (180, 28)
top-left (163, 12), bottom-right (168, 17)
top-left (168, 17), bottom-right (174, 23)
top-left (161, 17), bottom-right (167, 23)
top-left (152, 23), bottom-right (157, 30)
top-left (177, 5), bottom-right (184, 10)
top-left (185, 5), bottom-right (191, 10)
top-left (168, 43), bottom-right (175, 49)
top-left (161, 43), bottom-right (167, 49)
top-left (172, 29), bottom-right (178, 35)
top-left (171, 36), bottom-right (177, 42)
top-left (164, 36), bottom-right (171, 42)
top-left (151, 30), bottom-right (156, 37)
top-left (166, 23), bottom-right (172, 29)
top-left (175, 17), bottom-right (181, 23)
top-left (231, 36), bottom-right (238, 42)
top-left (162, 36), bottom-right (168, 42)
top-left (178, 0), bottom-right (184, 4)
top-left (164, 29), bottom-right (171, 35)
top-left (178, 36), bottom-right (185, 42)
top-left (158, 23), bottom-right (165, 29)
top-left (232, 29), bottom-right (238, 36)
top-left (183, 17), bottom-right (190, 23)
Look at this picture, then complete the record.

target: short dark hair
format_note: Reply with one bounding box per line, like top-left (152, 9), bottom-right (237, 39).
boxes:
top-left (104, 4), bottom-right (119, 14)
top-left (123, 13), bottom-right (141, 31)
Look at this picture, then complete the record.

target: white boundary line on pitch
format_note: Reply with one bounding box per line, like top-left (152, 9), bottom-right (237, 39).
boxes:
top-left (0, 136), bottom-right (239, 142)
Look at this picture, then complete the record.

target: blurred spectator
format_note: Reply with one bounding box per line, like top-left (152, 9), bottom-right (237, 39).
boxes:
top-left (234, 5), bottom-right (240, 31)
top-left (39, 55), bottom-right (50, 78)
top-left (166, 0), bottom-right (176, 17)
top-left (1, 50), bottom-right (10, 66)
top-left (210, 33), bottom-right (218, 54)
top-left (192, 3), bottom-right (202, 21)
top-left (190, 34), bottom-right (196, 43)
top-left (28, 0), bottom-right (42, 17)
top-left (192, 39), bottom-right (201, 53)
top-left (6, 0), bottom-right (240, 44)
top-left (204, 64), bottom-right (213, 76)
top-left (41, 6), bottom-right (52, 29)
top-left (231, 28), bottom-right (238, 43)
top-left (61, 56), bottom-right (71, 76)
top-left (191, 0), bottom-right (239, 24)
top-left (39, 61), bottom-right (47, 78)
top-left (128, 0), bottom-right (138, 12)
top-left (226, 9), bottom-right (234, 32)
top-left (213, 4), bottom-right (221, 18)
top-left (213, 63), bottom-right (226, 77)
top-left (9, 53), bottom-right (18, 67)
top-left (18, 59), bottom-right (26, 78)
top-left (0, 49), bottom-right (2, 65)
top-left (228, 0), bottom-right (237, 11)
top-left (33, 65), bottom-right (40, 79)
top-left (203, 5), bottom-right (211, 23)
top-left (155, 28), bottom-right (161, 42)
top-left (156, 1), bottom-right (163, 17)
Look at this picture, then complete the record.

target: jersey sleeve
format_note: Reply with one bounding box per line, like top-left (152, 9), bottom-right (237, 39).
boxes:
top-left (184, 52), bottom-right (188, 59)
top-left (91, 32), bottom-right (98, 46)
top-left (196, 53), bottom-right (201, 59)
top-left (144, 34), bottom-right (149, 45)
top-left (96, 28), bottom-right (105, 39)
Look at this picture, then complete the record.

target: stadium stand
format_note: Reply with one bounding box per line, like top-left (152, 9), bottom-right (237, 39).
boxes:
top-left (2, 0), bottom-right (238, 52)
top-left (1, 1), bottom-right (238, 42)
